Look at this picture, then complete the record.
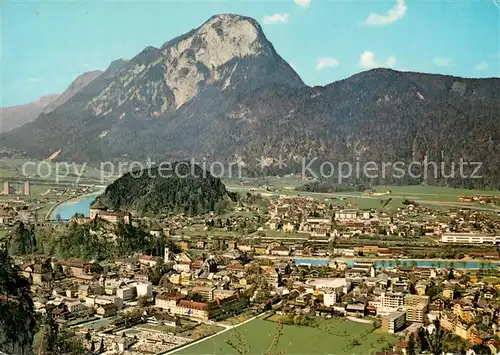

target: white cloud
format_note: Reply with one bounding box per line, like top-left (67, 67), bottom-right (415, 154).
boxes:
top-left (263, 13), bottom-right (289, 24)
top-left (475, 61), bottom-right (489, 71)
top-left (433, 57), bottom-right (452, 67)
top-left (386, 56), bottom-right (397, 68)
top-left (294, 0), bottom-right (311, 8)
top-left (315, 57), bottom-right (340, 70)
top-left (359, 51), bottom-right (397, 69)
top-left (364, 0), bottom-right (407, 25)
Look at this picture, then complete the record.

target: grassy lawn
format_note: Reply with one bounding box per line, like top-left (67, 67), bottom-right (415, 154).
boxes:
top-left (0, 158), bottom-right (114, 185)
top-left (177, 323), bottom-right (225, 340)
top-left (174, 317), bottom-right (397, 355)
top-left (219, 311), bottom-right (253, 326)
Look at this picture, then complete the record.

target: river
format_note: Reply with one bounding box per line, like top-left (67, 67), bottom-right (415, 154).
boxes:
top-left (295, 257), bottom-right (500, 270)
top-left (50, 192), bottom-right (102, 220)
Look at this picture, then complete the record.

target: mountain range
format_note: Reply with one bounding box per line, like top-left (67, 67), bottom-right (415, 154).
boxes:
top-left (0, 70), bottom-right (102, 133)
top-left (1, 14), bottom-right (499, 187)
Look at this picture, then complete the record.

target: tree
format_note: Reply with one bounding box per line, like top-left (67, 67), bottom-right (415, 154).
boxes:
top-left (0, 247), bottom-right (36, 355)
top-left (89, 340), bottom-right (95, 353)
top-left (8, 222), bottom-right (36, 255)
top-left (137, 296), bottom-right (150, 308)
top-left (39, 310), bottom-right (60, 354)
top-left (408, 333), bottom-right (417, 355)
top-left (424, 319), bottom-right (448, 355)
top-left (187, 293), bottom-right (204, 302)
top-left (98, 338), bottom-right (105, 353)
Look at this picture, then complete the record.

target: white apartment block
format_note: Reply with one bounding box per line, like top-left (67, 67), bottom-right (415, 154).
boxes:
top-left (116, 286), bottom-right (137, 301)
top-left (322, 289), bottom-right (337, 307)
top-left (381, 292), bottom-right (404, 309)
top-left (441, 233), bottom-right (500, 244)
top-left (136, 282), bottom-right (153, 298)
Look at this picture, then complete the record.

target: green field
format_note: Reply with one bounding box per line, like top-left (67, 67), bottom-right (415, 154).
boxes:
top-left (225, 180), bottom-right (500, 213)
top-left (174, 317), bottom-right (397, 355)
top-left (0, 158), bottom-right (114, 185)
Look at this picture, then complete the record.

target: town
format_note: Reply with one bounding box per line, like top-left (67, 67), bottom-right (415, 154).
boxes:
top-left (2, 178), bottom-right (500, 355)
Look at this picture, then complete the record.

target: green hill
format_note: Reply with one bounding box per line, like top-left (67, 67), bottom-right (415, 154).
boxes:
top-left (99, 161), bottom-right (233, 216)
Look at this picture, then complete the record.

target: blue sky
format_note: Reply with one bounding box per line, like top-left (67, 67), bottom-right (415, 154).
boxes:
top-left (1, 0), bottom-right (499, 106)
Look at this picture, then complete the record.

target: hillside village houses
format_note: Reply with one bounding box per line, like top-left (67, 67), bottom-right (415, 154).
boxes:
top-left (8, 190), bottom-right (500, 354)
top-left (15, 231), bottom-right (500, 353)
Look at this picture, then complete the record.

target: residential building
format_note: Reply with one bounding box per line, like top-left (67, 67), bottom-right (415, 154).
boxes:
top-left (382, 311), bottom-right (406, 333)
top-left (193, 287), bottom-right (215, 301)
top-left (404, 294), bottom-right (429, 323)
top-left (96, 304), bottom-right (117, 318)
top-left (78, 283), bottom-right (103, 300)
top-left (261, 266), bottom-right (280, 288)
top-left (323, 289), bottom-right (337, 307)
top-left (406, 303), bottom-right (427, 323)
top-left (443, 287), bottom-right (454, 300)
top-left (213, 289), bottom-right (236, 300)
top-left (335, 209), bottom-right (359, 221)
top-left (404, 294), bottom-right (430, 307)
top-left (66, 301), bottom-right (86, 313)
top-left (381, 292), bottom-right (404, 309)
top-left (116, 286), bottom-right (137, 301)
top-left (21, 262), bottom-right (52, 285)
top-left (139, 255), bottom-right (158, 268)
top-left (441, 232), bottom-right (499, 244)
top-left (136, 282), bottom-right (153, 298)
top-left (415, 283), bottom-right (427, 296)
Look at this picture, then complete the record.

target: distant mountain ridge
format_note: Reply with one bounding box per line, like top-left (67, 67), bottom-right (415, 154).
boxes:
top-left (1, 13), bottom-right (499, 188)
top-left (0, 94), bottom-right (58, 133)
top-left (0, 70), bottom-right (103, 133)
top-left (44, 70), bottom-right (103, 113)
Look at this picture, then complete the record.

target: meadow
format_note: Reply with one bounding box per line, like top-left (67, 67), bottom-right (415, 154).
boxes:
top-left (225, 177), bottom-right (500, 213)
top-left (174, 317), bottom-right (397, 355)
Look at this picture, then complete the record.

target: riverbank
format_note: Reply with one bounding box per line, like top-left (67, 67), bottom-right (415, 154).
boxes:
top-left (45, 190), bottom-right (103, 220)
top-left (333, 256), bottom-right (500, 264)
top-left (293, 256), bottom-right (500, 269)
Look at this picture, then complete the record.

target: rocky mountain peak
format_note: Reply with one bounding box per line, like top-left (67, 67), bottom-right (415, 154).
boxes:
top-left (85, 14), bottom-right (301, 117)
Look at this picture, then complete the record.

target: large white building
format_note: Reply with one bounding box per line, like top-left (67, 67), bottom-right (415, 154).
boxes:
top-left (322, 288), bottom-right (338, 307)
top-left (136, 282), bottom-right (153, 298)
top-left (441, 233), bottom-right (499, 244)
top-left (381, 292), bottom-right (404, 309)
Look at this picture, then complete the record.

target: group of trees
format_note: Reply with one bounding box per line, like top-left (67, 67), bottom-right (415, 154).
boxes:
top-left (7, 219), bottom-right (180, 261)
top-left (0, 246), bottom-right (91, 355)
top-left (33, 311), bottom-right (88, 354)
top-left (295, 182), bottom-right (367, 194)
top-left (99, 162), bottom-right (234, 217)
top-left (404, 320), bottom-right (460, 355)
top-left (0, 247), bottom-right (36, 355)
top-left (7, 222), bottom-right (37, 256)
